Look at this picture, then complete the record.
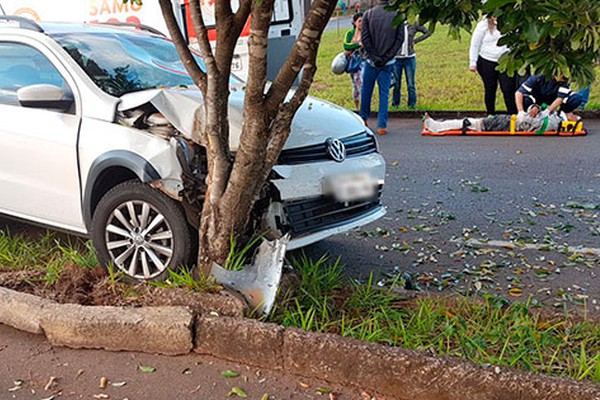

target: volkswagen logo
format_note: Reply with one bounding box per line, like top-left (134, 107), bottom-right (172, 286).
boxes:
top-left (326, 138), bottom-right (346, 162)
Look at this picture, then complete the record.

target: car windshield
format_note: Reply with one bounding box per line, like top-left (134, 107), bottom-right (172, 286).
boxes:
top-left (51, 31), bottom-right (239, 97)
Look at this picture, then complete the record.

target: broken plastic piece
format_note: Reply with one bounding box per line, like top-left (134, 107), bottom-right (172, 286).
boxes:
top-left (210, 235), bottom-right (289, 315)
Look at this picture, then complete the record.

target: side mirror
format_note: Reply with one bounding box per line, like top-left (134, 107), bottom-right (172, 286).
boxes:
top-left (17, 84), bottom-right (74, 112)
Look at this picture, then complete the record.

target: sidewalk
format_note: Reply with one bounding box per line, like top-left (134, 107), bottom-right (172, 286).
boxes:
top-left (0, 323), bottom-right (377, 400)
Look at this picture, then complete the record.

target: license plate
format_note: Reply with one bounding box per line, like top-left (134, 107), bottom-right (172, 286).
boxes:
top-left (325, 172), bottom-right (377, 202)
top-left (232, 55), bottom-right (243, 71)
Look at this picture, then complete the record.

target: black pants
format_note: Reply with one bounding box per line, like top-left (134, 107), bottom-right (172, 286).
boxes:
top-left (477, 56), bottom-right (517, 114)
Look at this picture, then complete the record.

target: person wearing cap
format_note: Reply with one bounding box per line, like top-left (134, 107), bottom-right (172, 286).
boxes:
top-left (516, 75), bottom-right (584, 121)
top-left (359, 0), bottom-right (404, 135)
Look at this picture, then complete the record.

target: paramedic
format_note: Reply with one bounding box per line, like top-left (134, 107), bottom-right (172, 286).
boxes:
top-left (516, 75), bottom-right (584, 119)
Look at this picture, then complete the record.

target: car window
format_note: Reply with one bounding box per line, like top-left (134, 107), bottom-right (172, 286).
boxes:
top-left (0, 42), bottom-right (71, 108)
top-left (51, 32), bottom-right (242, 97)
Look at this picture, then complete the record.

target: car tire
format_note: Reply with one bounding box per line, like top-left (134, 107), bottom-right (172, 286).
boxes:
top-left (91, 180), bottom-right (194, 281)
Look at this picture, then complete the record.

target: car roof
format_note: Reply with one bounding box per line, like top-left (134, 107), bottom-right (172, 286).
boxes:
top-left (40, 22), bottom-right (163, 37)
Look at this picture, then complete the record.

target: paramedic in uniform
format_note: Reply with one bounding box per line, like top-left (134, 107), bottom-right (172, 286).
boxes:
top-left (516, 75), bottom-right (584, 119)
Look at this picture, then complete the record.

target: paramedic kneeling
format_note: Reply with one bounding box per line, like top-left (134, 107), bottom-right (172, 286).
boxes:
top-left (516, 75), bottom-right (583, 119)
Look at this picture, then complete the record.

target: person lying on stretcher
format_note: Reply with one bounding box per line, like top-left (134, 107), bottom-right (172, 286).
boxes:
top-left (423, 105), bottom-right (580, 133)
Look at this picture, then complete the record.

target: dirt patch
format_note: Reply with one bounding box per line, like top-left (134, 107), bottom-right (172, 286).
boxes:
top-left (0, 265), bottom-right (244, 317)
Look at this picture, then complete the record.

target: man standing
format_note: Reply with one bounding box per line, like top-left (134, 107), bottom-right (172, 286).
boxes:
top-left (359, 0), bottom-right (404, 135)
top-left (392, 20), bottom-right (430, 109)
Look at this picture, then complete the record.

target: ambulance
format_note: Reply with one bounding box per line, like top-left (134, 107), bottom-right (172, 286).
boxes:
top-left (0, 0), bottom-right (306, 80)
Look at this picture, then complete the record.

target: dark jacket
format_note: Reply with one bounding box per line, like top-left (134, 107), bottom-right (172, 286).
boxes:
top-left (395, 22), bottom-right (430, 58)
top-left (518, 75), bottom-right (572, 106)
top-left (362, 2), bottom-right (404, 67)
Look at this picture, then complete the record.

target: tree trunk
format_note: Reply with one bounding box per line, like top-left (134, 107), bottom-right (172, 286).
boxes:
top-left (159, 0), bottom-right (337, 275)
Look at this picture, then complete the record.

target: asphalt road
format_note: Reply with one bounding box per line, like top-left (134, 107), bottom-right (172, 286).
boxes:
top-left (0, 117), bottom-right (598, 316)
top-left (303, 118), bottom-right (600, 315)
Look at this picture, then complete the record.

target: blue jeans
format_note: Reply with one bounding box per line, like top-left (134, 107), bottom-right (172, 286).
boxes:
top-left (359, 61), bottom-right (394, 129)
top-left (577, 86), bottom-right (591, 109)
top-left (392, 57), bottom-right (417, 108)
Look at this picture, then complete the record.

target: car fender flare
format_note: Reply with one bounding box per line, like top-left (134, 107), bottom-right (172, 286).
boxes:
top-left (82, 150), bottom-right (160, 230)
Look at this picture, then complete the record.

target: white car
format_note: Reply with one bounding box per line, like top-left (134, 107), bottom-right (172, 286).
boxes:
top-left (0, 17), bottom-right (386, 280)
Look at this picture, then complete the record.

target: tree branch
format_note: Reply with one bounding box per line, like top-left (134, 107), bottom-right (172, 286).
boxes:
top-left (243, 0), bottom-right (275, 109)
top-left (158, 0), bottom-right (206, 91)
top-left (233, 0), bottom-right (252, 34)
top-left (188, 0), bottom-right (218, 75)
top-left (264, 50), bottom-right (319, 169)
top-left (264, 0), bottom-right (337, 117)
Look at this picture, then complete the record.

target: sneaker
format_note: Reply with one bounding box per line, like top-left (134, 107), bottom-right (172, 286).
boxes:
top-left (376, 128), bottom-right (387, 135)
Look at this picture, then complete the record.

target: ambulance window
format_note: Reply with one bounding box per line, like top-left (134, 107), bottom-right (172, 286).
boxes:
top-left (272, 0), bottom-right (293, 25)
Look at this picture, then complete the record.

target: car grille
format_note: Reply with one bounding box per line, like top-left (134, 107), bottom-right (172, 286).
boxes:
top-left (278, 131), bottom-right (378, 165)
top-left (283, 187), bottom-right (383, 235)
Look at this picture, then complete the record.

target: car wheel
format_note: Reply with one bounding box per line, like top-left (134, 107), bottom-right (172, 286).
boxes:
top-left (91, 180), bottom-right (194, 281)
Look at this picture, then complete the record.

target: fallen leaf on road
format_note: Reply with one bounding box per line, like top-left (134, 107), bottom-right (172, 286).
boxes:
top-left (93, 394), bottom-right (109, 399)
top-left (221, 370), bottom-right (240, 378)
top-left (99, 377), bottom-right (107, 389)
top-left (509, 287), bottom-right (522, 297)
top-left (190, 384), bottom-right (202, 393)
top-left (299, 382), bottom-right (310, 388)
top-left (75, 369), bottom-right (84, 379)
top-left (138, 365), bottom-right (156, 373)
top-left (44, 376), bottom-right (57, 391)
top-left (228, 387), bottom-right (248, 398)
top-left (316, 387), bottom-right (332, 394)
top-left (260, 394), bottom-right (270, 400)
top-left (8, 379), bottom-right (23, 392)
top-left (110, 381), bottom-right (127, 388)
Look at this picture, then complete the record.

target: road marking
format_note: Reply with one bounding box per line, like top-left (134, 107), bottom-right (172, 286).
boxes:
top-left (460, 239), bottom-right (600, 257)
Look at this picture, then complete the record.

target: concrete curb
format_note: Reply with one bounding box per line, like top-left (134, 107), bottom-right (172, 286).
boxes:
top-left (1, 286), bottom-right (599, 399)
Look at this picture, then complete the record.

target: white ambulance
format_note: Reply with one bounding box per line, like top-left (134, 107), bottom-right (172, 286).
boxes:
top-left (0, 0), bottom-right (305, 80)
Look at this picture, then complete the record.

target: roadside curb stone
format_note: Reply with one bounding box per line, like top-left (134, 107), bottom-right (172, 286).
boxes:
top-left (0, 287), bottom-right (56, 334)
top-left (1, 285), bottom-right (599, 399)
top-left (41, 304), bottom-right (193, 355)
top-left (194, 316), bottom-right (284, 371)
top-left (283, 327), bottom-right (600, 400)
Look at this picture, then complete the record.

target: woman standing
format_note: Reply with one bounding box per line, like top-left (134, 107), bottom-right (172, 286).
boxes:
top-left (343, 12), bottom-right (363, 110)
top-left (469, 17), bottom-right (517, 114)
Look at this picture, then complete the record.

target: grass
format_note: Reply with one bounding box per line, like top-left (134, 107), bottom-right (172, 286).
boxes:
top-left (269, 255), bottom-right (600, 385)
top-left (3, 228), bottom-right (599, 384)
top-left (0, 229), bottom-right (98, 284)
top-left (313, 25), bottom-right (600, 111)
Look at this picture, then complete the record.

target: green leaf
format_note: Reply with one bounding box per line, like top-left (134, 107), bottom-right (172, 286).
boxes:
top-left (221, 370), bottom-right (240, 378)
top-left (228, 387), bottom-right (248, 398)
top-left (138, 365), bottom-right (156, 373)
top-left (316, 387), bottom-right (332, 394)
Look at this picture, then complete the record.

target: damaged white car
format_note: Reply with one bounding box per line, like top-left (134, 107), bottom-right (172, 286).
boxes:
top-left (0, 18), bottom-right (386, 280)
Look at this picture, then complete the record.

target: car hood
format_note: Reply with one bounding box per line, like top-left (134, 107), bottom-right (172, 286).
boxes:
top-left (118, 86), bottom-right (367, 149)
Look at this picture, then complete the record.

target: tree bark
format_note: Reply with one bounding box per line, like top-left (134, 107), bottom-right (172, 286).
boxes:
top-left (160, 0), bottom-right (337, 275)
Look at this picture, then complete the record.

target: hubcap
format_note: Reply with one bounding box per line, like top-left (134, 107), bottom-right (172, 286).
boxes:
top-left (104, 200), bottom-right (174, 280)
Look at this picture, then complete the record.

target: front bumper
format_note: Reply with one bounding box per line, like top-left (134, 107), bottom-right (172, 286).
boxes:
top-left (266, 152), bottom-right (386, 249)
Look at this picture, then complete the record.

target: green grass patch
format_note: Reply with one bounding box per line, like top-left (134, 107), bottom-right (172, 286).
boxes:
top-left (270, 255), bottom-right (600, 384)
top-left (314, 26), bottom-right (600, 111)
top-left (0, 229), bottom-right (98, 285)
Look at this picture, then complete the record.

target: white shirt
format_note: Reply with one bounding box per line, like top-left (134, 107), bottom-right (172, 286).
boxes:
top-left (469, 19), bottom-right (509, 67)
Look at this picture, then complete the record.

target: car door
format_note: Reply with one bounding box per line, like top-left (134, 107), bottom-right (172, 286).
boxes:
top-left (0, 39), bottom-right (84, 231)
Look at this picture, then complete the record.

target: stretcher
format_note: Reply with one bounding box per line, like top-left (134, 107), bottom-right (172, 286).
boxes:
top-left (422, 117), bottom-right (587, 136)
